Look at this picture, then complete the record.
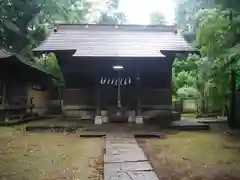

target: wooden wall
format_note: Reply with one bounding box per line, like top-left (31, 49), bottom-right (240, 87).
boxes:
top-left (58, 55), bottom-right (175, 119)
top-left (141, 89), bottom-right (171, 107)
top-left (63, 89), bottom-right (95, 106)
top-left (27, 85), bottom-right (51, 115)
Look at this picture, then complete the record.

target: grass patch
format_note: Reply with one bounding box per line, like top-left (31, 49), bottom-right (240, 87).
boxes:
top-left (153, 132), bottom-right (240, 166)
top-left (140, 131), bottom-right (240, 180)
top-left (0, 127), bottom-right (104, 180)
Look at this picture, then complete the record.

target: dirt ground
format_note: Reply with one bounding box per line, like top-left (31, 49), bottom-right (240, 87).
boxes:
top-left (0, 127), bottom-right (104, 180)
top-left (138, 128), bottom-right (240, 180)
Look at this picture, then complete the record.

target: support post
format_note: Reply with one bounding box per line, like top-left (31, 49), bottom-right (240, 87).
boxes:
top-left (136, 68), bottom-right (143, 124)
top-left (117, 71), bottom-right (122, 108)
top-left (136, 70), bottom-right (141, 115)
top-left (95, 75), bottom-right (102, 124)
top-left (2, 82), bottom-right (9, 122)
top-left (96, 78), bottom-right (100, 116)
top-left (2, 82), bottom-right (6, 107)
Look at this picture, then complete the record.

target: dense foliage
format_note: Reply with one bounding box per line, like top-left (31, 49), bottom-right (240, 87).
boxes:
top-left (97, 0), bottom-right (127, 24)
top-left (174, 0), bottom-right (240, 123)
top-left (150, 12), bottom-right (166, 25)
top-left (0, 0), bottom-right (126, 86)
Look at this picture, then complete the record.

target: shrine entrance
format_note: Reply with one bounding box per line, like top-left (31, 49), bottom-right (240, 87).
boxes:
top-left (99, 67), bottom-right (135, 109)
top-left (97, 65), bottom-right (138, 123)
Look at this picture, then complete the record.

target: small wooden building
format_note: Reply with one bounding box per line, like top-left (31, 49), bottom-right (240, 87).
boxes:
top-left (0, 48), bottom-right (52, 122)
top-left (34, 24), bottom-right (195, 124)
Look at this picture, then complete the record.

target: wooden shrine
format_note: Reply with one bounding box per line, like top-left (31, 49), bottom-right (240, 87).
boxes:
top-left (34, 24), bottom-right (196, 124)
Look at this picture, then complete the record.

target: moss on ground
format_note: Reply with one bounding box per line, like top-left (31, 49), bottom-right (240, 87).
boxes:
top-left (140, 131), bottom-right (240, 180)
top-left (0, 127), bottom-right (103, 180)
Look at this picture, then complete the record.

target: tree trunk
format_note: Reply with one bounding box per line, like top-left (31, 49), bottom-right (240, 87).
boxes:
top-left (229, 70), bottom-right (237, 129)
top-left (224, 103), bottom-right (229, 117)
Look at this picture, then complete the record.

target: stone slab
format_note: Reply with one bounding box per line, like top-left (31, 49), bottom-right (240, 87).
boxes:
top-left (95, 116), bottom-right (102, 124)
top-left (106, 138), bottom-right (137, 145)
top-left (104, 144), bottom-right (147, 163)
top-left (104, 171), bottom-right (159, 180)
top-left (198, 119), bottom-right (227, 124)
top-left (104, 172), bottom-right (132, 180)
top-left (106, 134), bottom-right (134, 138)
top-left (127, 171), bottom-right (159, 180)
top-left (105, 137), bottom-right (147, 163)
top-left (171, 120), bottom-right (209, 130)
top-left (104, 161), bottom-right (153, 173)
top-left (104, 136), bottom-right (159, 180)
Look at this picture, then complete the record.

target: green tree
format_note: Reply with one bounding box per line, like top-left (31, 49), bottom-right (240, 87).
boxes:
top-left (216, 0), bottom-right (240, 10)
top-left (0, 0), bottom-right (44, 51)
top-left (98, 12), bottom-right (126, 24)
top-left (174, 0), bottom-right (240, 122)
top-left (33, 0), bottom-right (91, 25)
top-left (0, 0), bottom-right (92, 53)
top-left (175, 0), bottom-right (215, 33)
top-left (0, 0), bottom-right (94, 85)
top-left (97, 0), bottom-right (127, 24)
top-left (35, 53), bottom-right (64, 87)
top-left (172, 54), bottom-right (199, 99)
top-left (150, 12), bottom-right (166, 25)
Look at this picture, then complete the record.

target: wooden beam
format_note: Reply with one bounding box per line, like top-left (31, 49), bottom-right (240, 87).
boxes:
top-left (140, 105), bottom-right (172, 110)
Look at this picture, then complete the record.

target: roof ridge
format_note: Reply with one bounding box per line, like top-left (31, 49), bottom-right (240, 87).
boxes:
top-left (52, 24), bottom-right (177, 33)
top-left (54, 23), bottom-right (175, 27)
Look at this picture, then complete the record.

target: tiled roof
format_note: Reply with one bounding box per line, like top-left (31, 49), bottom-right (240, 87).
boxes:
top-left (0, 47), bottom-right (52, 76)
top-left (34, 24), bottom-right (196, 57)
top-left (0, 49), bottom-right (12, 58)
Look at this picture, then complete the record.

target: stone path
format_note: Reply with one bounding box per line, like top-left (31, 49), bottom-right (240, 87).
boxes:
top-left (104, 134), bottom-right (159, 180)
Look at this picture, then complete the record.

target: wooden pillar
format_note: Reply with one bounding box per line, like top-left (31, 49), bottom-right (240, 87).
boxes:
top-left (117, 71), bottom-right (122, 108)
top-left (3, 82), bottom-right (9, 122)
top-left (59, 88), bottom-right (64, 114)
top-left (2, 82), bottom-right (6, 106)
top-left (96, 75), bottom-right (101, 116)
top-left (136, 69), bottom-right (141, 116)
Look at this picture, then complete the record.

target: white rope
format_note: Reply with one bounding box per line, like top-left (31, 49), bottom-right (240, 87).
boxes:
top-left (100, 77), bottom-right (132, 86)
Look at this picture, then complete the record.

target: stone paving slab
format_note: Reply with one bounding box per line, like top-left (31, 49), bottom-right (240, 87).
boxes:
top-left (105, 145), bottom-right (147, 163)
top-left (105, 151), bottom-right (147, 163)
top-left (127, 171), bottom-right (159, 180)
top-left (104, 162), bottom-right (153, 172)
top-left (105, 137), bottom-right (147, 163)
top-left (104, 171), bottom-right (159, 180)
top-left (104, 172), bottom-right (132, 180)
top-left (171, 120), bottom-right (209, 130)
top-left (104, 135), bottom-right (159, 180)
top-left (106, 137), bottom-right (137, 145)
top-left (106, 134), bottom-right (134, 138)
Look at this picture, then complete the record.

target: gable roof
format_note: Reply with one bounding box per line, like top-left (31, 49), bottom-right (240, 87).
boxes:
top-left (0, 48), bottom-right (12, 58)
top-left (34, 24), bottom-right (196, 57)
top-left (0, 47), bottom-right (52, 77)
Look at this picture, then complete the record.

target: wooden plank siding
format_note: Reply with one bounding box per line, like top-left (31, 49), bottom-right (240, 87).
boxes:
top-left (141, 89), bottom-right (172, 107)
top-left (62, 88), bottom-right (171, 109)
top-left (63, 89), bottom-right (95, 108)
